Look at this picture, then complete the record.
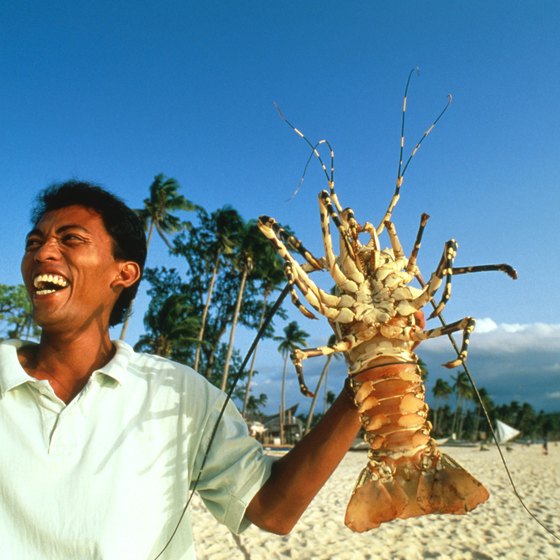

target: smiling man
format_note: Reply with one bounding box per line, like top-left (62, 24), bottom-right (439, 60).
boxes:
top-left (0, 181), bottom-right (361, 559)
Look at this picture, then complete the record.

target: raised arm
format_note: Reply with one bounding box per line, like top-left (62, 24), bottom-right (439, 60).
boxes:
top-left (245, 311), bottom-right (425, 535)
top-left (244, 386), bottom-right (361, 534)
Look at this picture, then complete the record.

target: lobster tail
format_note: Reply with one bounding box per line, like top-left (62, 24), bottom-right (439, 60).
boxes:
top-left (344, 452), bottom-right (489, 532)
top-left (420, 453), bottom-right (490, 514)
top-left (345, 356), bottom-right (489, 532)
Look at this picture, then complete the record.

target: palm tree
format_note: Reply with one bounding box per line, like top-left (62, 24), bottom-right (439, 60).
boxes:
top-left (431, 378), bottom-right (452, 435)
top-left (133, 293), bottom-right (199, 358)
top-left (193, 206), bottom-right (243, 372)
top-left (221, 220), bottom-right (276, 391)
top-left (418, 357), bottom-right (429, 380)
top-left (277, 321), bottom-right (309, 443)
top-left (472, 386), bottom-right (494, 441)
top-left (120, 174), bottom-right (197, 340)
top-left (451, 371), bottom-right (474, 439)
top-left (241, 246), bottom-right (286, 417)
top-left (138, 173), bottom-right (198, 247)
top-left (517, 402), bottom-right (536, 437)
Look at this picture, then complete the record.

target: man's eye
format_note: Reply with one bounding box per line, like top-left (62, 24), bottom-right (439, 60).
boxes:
top-left (62, 234), bottom-right (83, 243)
top-left (25, 238), bottom-right (41, 250)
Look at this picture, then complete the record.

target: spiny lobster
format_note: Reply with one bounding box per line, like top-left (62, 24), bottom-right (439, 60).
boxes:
top-left (257, 69), bottom-right (517, 531)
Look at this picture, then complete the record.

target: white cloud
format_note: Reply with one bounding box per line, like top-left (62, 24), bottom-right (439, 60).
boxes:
top-left (256, 318), bottom-right (560, 415)
top-left (474, 317), bottom-right (498, 333)
top-left (500, 323), bottom-right (527, 333)
top-left (422, 319), bottom-right (560, 354)
top-left (412, 319), bottom-right (560, 412)
top-left (473, 322), bottom-right (560, 353)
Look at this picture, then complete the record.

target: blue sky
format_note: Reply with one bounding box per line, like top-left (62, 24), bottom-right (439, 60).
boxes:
top-left (1, 1), bottom-right (559, 413)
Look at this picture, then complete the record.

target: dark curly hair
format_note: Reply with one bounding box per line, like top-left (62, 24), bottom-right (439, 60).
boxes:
top-left (31, 180), bottom-right (147, 327)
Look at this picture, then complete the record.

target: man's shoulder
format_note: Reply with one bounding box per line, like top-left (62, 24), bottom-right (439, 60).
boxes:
top-left (113, 340), bottom-right (217, 394)
top-left (0, 338), bottom-right (35, 350)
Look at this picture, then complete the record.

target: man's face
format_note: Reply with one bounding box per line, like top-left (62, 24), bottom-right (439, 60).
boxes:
top-left (21, 205), bottom-right (124, 333)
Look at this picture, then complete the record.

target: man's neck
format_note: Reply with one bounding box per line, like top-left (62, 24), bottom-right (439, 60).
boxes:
top-left (18, 331), bottom-right (116, 404)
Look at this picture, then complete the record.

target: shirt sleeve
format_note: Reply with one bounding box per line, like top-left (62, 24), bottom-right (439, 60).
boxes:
top-left (192, 395), bottom-right (276, 534)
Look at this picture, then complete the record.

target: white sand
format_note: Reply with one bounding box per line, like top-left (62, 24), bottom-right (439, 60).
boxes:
top-left (188, 444), bottom-right (560, 559)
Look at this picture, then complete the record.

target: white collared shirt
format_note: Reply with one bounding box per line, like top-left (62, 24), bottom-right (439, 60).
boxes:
top-left (0, 339), bottom-right (274, 559)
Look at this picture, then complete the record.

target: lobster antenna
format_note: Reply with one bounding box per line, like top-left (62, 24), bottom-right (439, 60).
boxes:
top-left (287, 140), bottom-right (327, 201)
top-left (153, 284), bottom-right (291, 559)
top-left (378, 69), bottom-right (452, 235)
top-left (375, 67), bottom-right (418, 236)
top-left (417, 274), bottom-right (560, 544)
top-left (400, 93), bottom-right (452, 179)
top-left (274, 102), bottom-right (340, 211)
top-left (396, 67), bottom-right (419, 180)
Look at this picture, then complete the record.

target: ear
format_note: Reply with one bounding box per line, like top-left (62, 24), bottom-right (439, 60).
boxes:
top-left (111, 261), bottom-right (141, 290)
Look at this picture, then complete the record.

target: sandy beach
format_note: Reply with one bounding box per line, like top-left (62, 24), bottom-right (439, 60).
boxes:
top-left (188, 443), bottom-right (560, 559)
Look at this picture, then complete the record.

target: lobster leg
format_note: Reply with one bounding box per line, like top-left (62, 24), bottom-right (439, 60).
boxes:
top-left (259, 216), bottom-right (324, 271)
top-left (411, 239), bottom-right (458, 318)
top-left (383, 220), bottom-right (405, 259)
top-left (361, 220), bottom-right (381, 251)
top-left (412, 316), bottom-right (476, 368)
top-left (406, 213), bottom-right (430, 274)
top-left (451, 264), bottom-right (517, 279)
top-left (290, 334), bottom-right (365, 396)
top-left (260, 218), bottom-right (370, 325)
top-left (283, 263), bottom-right (317, 320)
top-left (319, 191), bottom-right (365, 287)
top-left (258, 217), bottom-right (342, 316)
top-left (284, 260), bottom-right (344, 320)
top-left (319, 191), bottom-right (365, 293)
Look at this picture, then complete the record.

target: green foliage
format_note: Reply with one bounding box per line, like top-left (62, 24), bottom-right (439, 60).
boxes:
top-left (0, 284), bottom-right (39, 340)
top-left (242, 393), bottom-right (268, 419)
top-left (428, 377), bottom-right (560, 441)
top-left (277, 321), bottom-right (309, 357)
top-left (417, 358), bottom-right (428, 380)
top-left (136, 173), bottom-right (199, 248)
top-left (121, 173), bottom-right (197, 339)
top-left (138, 196), bottom-right (288, 393)
top-left (134, 293), bottom-right (199, 360)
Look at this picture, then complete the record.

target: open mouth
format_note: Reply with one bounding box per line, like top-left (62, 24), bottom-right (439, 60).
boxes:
top-left (33, 274), bottom-right (70, 296)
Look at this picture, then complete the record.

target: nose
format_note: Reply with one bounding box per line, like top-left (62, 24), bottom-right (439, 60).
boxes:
top-left (33, 238), bottom-right (62, 262)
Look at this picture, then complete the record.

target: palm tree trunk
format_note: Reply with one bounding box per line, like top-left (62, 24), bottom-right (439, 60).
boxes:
top-left (220, 267), bottom-right (249, 392)
top-left (452, 397), bottom-right (462, 437)
top-left (305, 354), bottom-right (332, 434)
top-left (194, 250), bottom-right (221, 373)
top-left (432, 407), bottom-right (439, 435)
top-left (119, 220), bottom-right (155, 341)
top-left (323, 362), bottom-right (332, 413)
top-left (473, 407), bottom-right (482, 441)
top-left (280, 355), bottom-right (288, 444)
top-left (458, 406), bottom-right (468, 439)
top-left (241, 293), bottom-right (269, 417)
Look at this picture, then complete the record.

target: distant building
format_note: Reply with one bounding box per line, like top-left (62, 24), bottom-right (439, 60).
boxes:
top-left (250, 404), bottom-right (303, 445)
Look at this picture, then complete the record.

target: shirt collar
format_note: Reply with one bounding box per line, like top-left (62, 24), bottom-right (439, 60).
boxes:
top-left (0, 339), bottom-right (136, 395)
top-left (94, 339), bottom-right (135, 385)
top-left (0, 339), bottom-right (38, 394)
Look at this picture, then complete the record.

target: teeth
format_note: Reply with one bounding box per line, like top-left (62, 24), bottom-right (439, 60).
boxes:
top-left (33, 274), bottom-right (69, 290)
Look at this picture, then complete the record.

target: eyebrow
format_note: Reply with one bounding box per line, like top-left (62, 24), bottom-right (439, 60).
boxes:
top-left (25, 224), bottom-right (91, 239)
